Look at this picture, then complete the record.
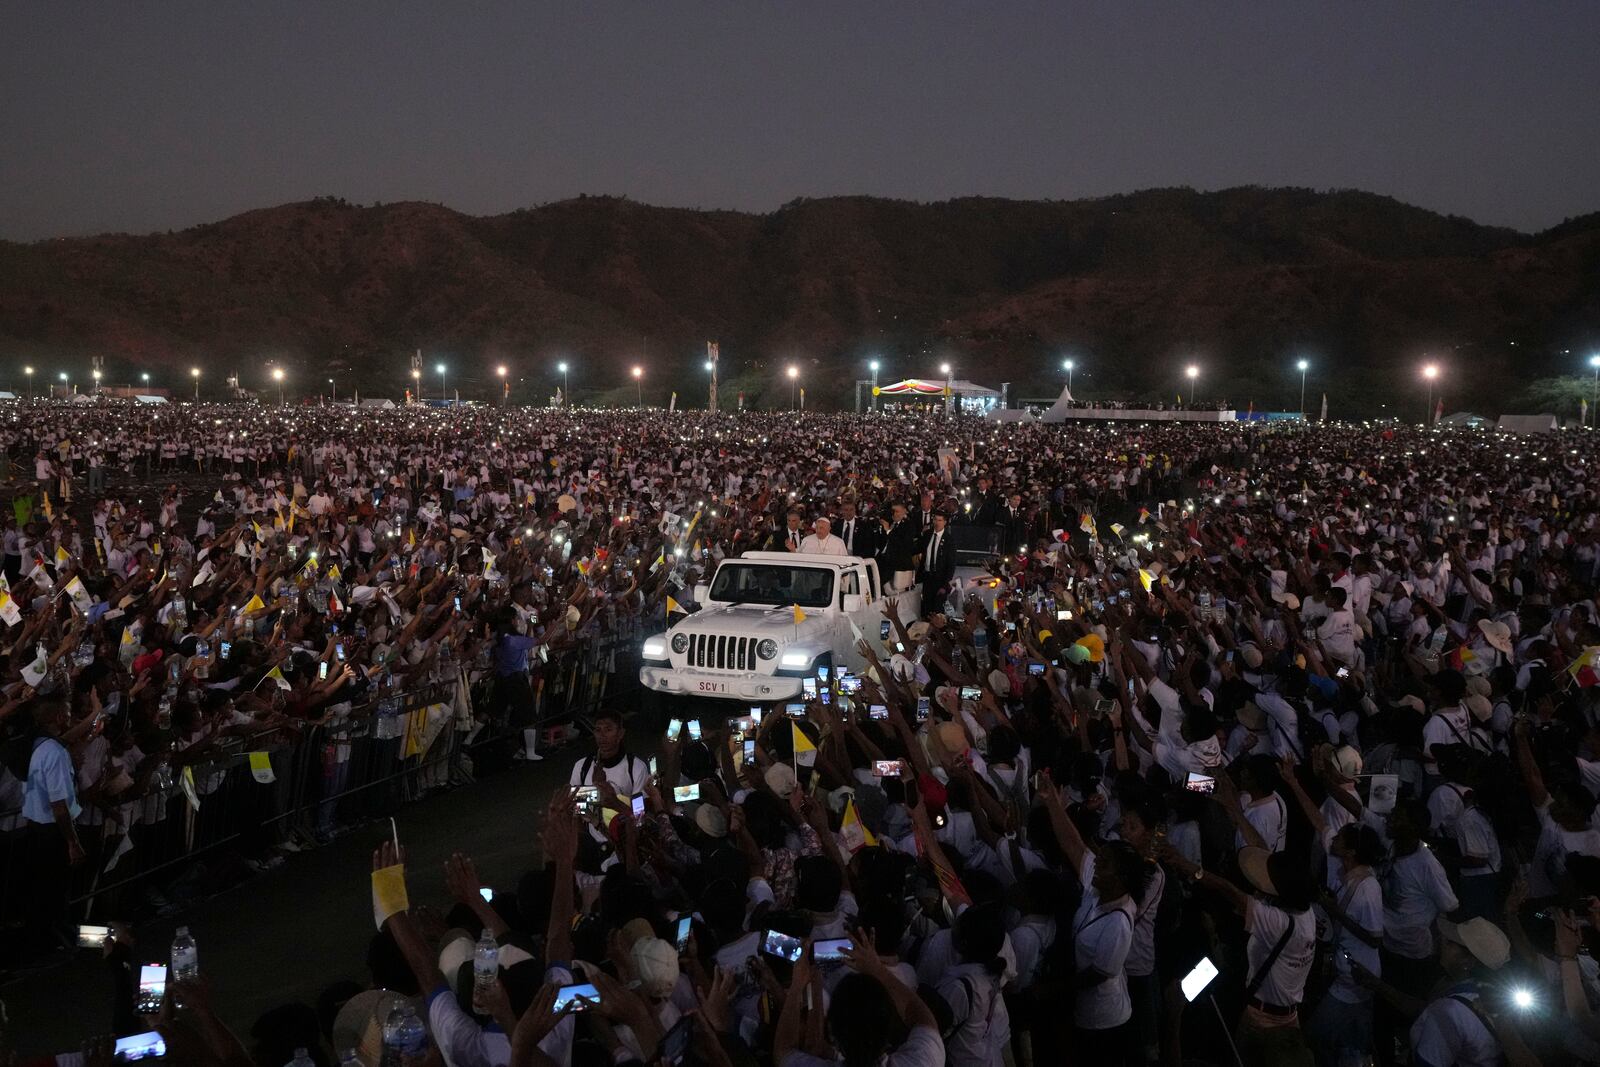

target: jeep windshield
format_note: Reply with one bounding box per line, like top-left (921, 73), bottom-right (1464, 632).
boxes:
top-left (709, 563), bottom-right (835, 608)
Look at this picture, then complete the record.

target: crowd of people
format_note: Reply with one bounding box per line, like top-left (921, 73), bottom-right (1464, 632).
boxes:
top-left (5, 397), bottom-right (1600, 1067)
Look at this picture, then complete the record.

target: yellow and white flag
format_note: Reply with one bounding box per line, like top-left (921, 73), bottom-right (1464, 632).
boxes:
top-left (0, 592), bottom-right (21, 628)
top-left (265, 665), bottom-right (291, 690)
top-left (839, 797), bottom-right (878, 852)
top-left (64, 576), bottom-right (93, 614)
top-left (791, 721), bottom-right (817, 767)
top-left (243, 593), bottom-right (266, 613)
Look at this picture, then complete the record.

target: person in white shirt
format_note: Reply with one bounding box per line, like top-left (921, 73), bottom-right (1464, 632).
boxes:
top-left (798, 517), bottom-right (848, 556)
top-left (776, 933), bottom-right (946, 1067)
top-left (1309, 824), bottom-right (1387, 1067)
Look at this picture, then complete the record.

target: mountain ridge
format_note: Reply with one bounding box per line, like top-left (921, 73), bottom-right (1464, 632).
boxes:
top-left (2, 186), bottom-right (1596, 413)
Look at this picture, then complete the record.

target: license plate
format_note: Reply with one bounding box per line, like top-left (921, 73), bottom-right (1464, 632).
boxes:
top-left (696, 680), bottom-right (727, 693)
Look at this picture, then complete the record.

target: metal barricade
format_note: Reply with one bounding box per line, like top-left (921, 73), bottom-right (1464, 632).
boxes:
top-left (0, 627), bottom-right (646, 937)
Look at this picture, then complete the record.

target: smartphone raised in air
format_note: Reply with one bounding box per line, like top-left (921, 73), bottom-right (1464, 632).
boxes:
top-left (868, 704), bottom-right (889, 720)
top-left (761, 929), bottom-right (804, 963)
top-left (880, 620), bottom-right (892, 639)
top-left (676, 915), bottom-right (693, 951)
top-left (78, 924), bottom-right (111, 949)
top-left (136, 964), bottom-right (167, 1014)
top-left (814, 937), bottom-right (852, 961)
top-left (687, 720), bottom-right (702, 742)
top-left (916, 696), bottom-right (930, 722)
top-left (114, 1032), bottom-right (167, 1062)
top-left (1027, 662), bottom-right (1046, 676)
top-left (959, 685), bottom-right (981, 701)
top-left (872, 759), bottom-right (905, 777)
top-left (1181, 957), bottom-right (1220, 1002)
top-left (673, 783), bottom-right (701, 803)
top-left (666, 718), bottom-right (683, 741)
top-left (1185, 771), bottom-right (1216, 795)
top-left (479, 886), bottom-right (494, 903)
top-left (552, 982), bottom-right (601, 1013)
top-left (802, 678), bottom-right (818, 699)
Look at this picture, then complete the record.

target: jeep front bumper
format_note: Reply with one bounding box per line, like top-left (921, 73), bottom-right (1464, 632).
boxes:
top-left (638, 666), bottom-right (803, 701)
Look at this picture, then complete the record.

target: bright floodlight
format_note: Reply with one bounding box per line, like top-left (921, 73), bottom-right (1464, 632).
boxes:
top-left (496, 365), bottom-right (507, 377)
top-left (1513, 988), bottom-right (1534, 1010)
top-left (141, 373), bottom-right (150, 382)
top-left (869, 359), bottom-right (880, 372)
top-left (1590, 355), bottom-right (1600, 369)
top-left (23, 366), bottom-right (33, 375)
top-left (411, 368), bottom-right (420, 379)
top-left (558, 361), bottom-right (568, 373)
top-left (940, 362), bottom-right (952, 374)
top-left (704, 361), bottom-right (714, 371)
top-left (1185, 365), bottom-right (1199, 379)
top-left (92, 369), bottom-right (101, 380)
top-left (435, 363), bottom-right (445, 374)
top-left (1063, 359), bottom-right (1075, 371)
top-left (271, 368), bottom-right (285, 382)
top-left (632, 366), bottom-right (643, 379)
top-left (1297, 359), bottom-right (1309, 371)
top-left (1422, 364), bottom-right (1439, 380)
top-left (58, 372), bottom-right (67, 381)
top-left (786, 365), bottom-right (799, 379)
top-left (190, 367), bottom-right (200, 378)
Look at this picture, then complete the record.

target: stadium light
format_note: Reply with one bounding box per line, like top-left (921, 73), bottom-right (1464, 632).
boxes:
top-left (190, 366), bottom-right (201, 401)
top-left (1422, 363), bottom-right (1440, 424)
top-left (1063, 358), bottom-right (1075, 393)
top-left (1297, 360), bottom-right (1309, 418)
top-left (557, 361), bottom-right (570, 403)
top-left (632, 365), bottom-right (643, 407)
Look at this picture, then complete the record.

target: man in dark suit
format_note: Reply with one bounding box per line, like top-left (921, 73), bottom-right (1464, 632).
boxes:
top-left (967, 476), bottom-right (1003, 526)
top-left (910, 490), bottom-right (937, 538)
top-left (763, 511), bottom-right (805, 553)
top-left (876, 502), bottom-right (917, 591)
top-left (836, 499), bottom-right (874, 558)
top-left (1001, 491), bottom-right (1033, 550)
top-left (916, 511), bottom-right (955, 617)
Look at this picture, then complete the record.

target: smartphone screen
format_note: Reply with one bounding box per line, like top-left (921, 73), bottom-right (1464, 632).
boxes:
top-left (673, 783), bottom-right (700, 802)
top-left (553, 982), bottom-right (601, 1013)
top-left (631, 794), bottom-right (646, 820)
top-left (872, 759), bottom-right (903, 777)
top-left (816, 666), bottom-right (830, 681)
top-left (220, 641), bottom-right (232, 660)
top-left (659, 1014), bottom-right (695, 1065)
top-left (335, 643), bottom-right (346, 662)
top-left (749, 706), bottom-right (764, 724)
top-left (1093, 698), bottom-right (1115, 717)
top-left (78, 924), bottom-right (110, 949)
top-left (687, 720), bottom-right (702, 741)
top-left (959, 685), bottom-right (980, 701)
top-left (802, 678), bottom-right (818, 699)
top-left (318, 661), bottom-right (329, 680)
top-left (916, 696), bottom-right (930, 722)
top-left (1027, 662), bottom-right (1046, 676)
top-left (113, 1032), bottom-right (167, 1062)
top-left (879, 619), bottom-right (892, 639)
top-left (137, 964), bottom-right (167, 1014)
top-left (761, 929), bottom-right (804, 963)
top-left (868, 704), bottom-right (889, 720)
top-left (895, 641), bottom-right (905, 653)
top-left (1057, 609), bottom-right (1071, 621)
top-left (676, 916), bottom-right (693, 951)
top-left (814, 937), bottom-right (852, 961)
top-left (1186, 772), bottom-right (1216, 794)
top-left (666, 718), bottom-right (683, 741)
top-left (454, 596), bottom-right (462, 612)
top-left (742, 739), bottom-right (755, 762)
top-left (1182, 957), bottom-right (1220, 1002)
top-left (1336, 666), bottom-right (1351, 679)
top-left (479, 886), bottom-right (494, 902)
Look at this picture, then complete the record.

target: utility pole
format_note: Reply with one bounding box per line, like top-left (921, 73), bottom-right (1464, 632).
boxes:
top-left (707, 342), bottom-right (719, 413)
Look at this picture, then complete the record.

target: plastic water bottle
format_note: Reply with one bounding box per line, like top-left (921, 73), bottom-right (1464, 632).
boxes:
top-left (471, 930), bottom-right (499, 1014)
top-left (382, 1002), bottom-right (426, 1064)
top-left (170, 926), bottom-right (198, 981)
top-left (286, 1050), bottom-right (314, 1067)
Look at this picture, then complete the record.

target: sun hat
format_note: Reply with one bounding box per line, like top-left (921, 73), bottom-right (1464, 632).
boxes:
top-left (1438, 917), bottom-right (1511, 971)
top-left (1477, 619), bottom-right (1513, 654)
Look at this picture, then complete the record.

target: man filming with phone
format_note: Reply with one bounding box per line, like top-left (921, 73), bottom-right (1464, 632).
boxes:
top-left (567, 707), bottom-right (651, 881)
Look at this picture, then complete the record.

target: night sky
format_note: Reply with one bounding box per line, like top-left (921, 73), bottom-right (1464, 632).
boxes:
top-left (3, 2), bottom-right (1597, 241)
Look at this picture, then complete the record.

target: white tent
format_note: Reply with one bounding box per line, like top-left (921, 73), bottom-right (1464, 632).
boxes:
top-left (133, 394), bottom-right (169, 405)
top-left (1039, 384), bottom-right (1076, 422)
top-left (1497, 413), bottom-right (1558, 434)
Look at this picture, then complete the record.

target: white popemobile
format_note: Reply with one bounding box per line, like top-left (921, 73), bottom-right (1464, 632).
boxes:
top-left (640, 549), bottom-right (1005, 705)
top-left (640, 552), bottom-right (921, 704)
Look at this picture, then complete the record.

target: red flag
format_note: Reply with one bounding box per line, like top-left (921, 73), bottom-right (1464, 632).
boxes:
top-left (1434, 398), bottom-right (1444, 424)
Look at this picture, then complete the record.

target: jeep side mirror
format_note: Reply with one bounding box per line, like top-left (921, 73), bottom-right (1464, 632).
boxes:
top-left (841, 594), bottom-right (864, 613)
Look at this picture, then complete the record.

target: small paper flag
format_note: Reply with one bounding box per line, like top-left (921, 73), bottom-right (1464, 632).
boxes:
top-left (792, 721), bottom-right (817, 767)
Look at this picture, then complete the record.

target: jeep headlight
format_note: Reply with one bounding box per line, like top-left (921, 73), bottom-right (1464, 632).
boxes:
top-left (780, 650), bottom-right (811, 668)
top-left (671, 633), bottom-right (689, 654)
top-left (643, 638), bottom-right (666, 658)
top-left (756, 639), bottom-right (778, 661)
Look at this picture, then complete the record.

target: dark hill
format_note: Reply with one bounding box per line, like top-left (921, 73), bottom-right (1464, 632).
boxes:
top-left (2, 187), bottom-right (1596, 414)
